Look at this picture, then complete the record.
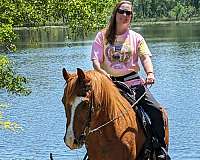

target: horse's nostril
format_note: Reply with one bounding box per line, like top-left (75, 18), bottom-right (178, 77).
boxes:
top-left (74, 139), bottom-right (78, 145)
top-left (79, 134), bottom-right (86, 142)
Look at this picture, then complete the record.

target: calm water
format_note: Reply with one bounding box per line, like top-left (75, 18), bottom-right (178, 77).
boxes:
top-left (0, 23), bottom-right (200, 160)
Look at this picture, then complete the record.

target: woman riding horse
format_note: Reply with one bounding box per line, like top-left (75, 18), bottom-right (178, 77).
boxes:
top-left (62, 68), bottom-right (169, 160)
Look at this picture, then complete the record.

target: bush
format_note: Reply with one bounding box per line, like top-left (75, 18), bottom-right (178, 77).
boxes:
top-left (0, 55), bottom-right (31, 96)
top-left (0, 24), bottom-right (17, 52)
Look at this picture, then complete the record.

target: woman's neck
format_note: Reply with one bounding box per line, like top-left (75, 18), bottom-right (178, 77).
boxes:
top-left (116, 25), bottom-right (129, 35)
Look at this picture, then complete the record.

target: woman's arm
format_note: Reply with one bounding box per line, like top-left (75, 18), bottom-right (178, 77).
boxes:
top-left (140, 54), bottom-right (155, 84)
top-left (92, 59), bottom-right (111, 79)
top-left (91, 31), bottom-right (111, 79)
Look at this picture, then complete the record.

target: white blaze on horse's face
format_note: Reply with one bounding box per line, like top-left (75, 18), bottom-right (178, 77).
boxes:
top-left (64, 96), bottom-right (83, 149)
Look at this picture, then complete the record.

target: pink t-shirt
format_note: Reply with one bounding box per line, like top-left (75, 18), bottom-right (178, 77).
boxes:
top-left (91, 29), bottom-right (151, 76)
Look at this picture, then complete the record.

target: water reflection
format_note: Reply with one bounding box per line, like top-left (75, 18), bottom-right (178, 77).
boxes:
top-left (14, 23), bottom-right (200, 48)
top-left (138, 23), bottom-right (200, 42)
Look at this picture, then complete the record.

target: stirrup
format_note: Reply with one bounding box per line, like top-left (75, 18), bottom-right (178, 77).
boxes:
top-left (157, 147), bottom-right (171, 160)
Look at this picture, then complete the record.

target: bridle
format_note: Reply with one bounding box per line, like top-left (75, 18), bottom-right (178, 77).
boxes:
top-left (76, 90), bottom-right (94, 146)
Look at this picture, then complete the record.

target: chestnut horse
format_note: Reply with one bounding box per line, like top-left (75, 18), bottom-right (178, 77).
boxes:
top-left (62, 68), bottom-right (169, 160)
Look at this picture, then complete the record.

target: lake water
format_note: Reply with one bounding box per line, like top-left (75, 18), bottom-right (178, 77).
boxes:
top-left (0, 23), bottom-right (200, 160)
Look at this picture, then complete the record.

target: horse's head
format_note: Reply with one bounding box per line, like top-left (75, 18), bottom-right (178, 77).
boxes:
top-left (62, 68), bottom-right (92, 149)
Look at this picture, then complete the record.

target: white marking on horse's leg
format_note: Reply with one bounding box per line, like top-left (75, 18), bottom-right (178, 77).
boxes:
top-left (65, 97), bottom-right (82, 148)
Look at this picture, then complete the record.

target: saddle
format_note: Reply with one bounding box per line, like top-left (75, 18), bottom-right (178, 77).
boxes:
top-left (113, 81), bottom-right (169, 160)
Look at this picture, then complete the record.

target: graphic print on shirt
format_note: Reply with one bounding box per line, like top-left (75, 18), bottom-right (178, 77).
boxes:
top-left (105, 38), bottom-right (132, 70)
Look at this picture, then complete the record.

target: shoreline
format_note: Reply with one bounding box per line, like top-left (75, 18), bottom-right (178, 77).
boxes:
top-left (132, 20), bottom-right (200, 26)
top-left (13, 20), bottom-right (200, 30)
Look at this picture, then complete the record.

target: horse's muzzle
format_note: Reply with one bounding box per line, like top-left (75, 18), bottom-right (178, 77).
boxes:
top-left (63, 134), bottom-right (83, 150)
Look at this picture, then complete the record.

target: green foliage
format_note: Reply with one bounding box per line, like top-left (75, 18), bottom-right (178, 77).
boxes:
top-left (133, 0), bottom-right (199, 21)
top-left (0, 24), bottom-right (17, 52)
top-left (184, 5), bottom-right (196, 20)
top-left (0, 0), bottom-right (51, 27)
top-left (133, 0), bottom-right (169, 19)
top-left (0, 24), bottom-right (16, 43)
top-left (169, 2), bottom-right (196, 21)
top-left (54, 0), bottom-right (120, 39)
top-left (0, 0), bottom-right (121, 39)
top-left (169, 2), bottom-right (185, 20)
top-left (0, 3), bottom-right (31, 96)
top-left (0, 0), bottom-right (15, 24)
top-left (0, 55), bottom-right (31, 96)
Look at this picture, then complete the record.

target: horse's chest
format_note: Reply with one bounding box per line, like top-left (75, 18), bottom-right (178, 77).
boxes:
top-left (88, 137), bottom-right (133, 160)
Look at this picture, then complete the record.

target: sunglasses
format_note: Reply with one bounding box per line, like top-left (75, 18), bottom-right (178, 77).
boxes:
top-left (117, 8), bottom-right (132, 16)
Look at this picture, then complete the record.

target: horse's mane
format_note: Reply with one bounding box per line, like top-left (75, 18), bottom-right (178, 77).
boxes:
top-left (86, 70), bottom-right (134, 120)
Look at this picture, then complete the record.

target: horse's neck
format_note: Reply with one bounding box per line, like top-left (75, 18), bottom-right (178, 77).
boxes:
top-left (88, 96), bottom-right (145, 160)
top-left (91, 93), bottom-right (137, 135)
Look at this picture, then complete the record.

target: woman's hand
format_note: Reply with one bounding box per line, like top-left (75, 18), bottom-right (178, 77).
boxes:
top-left (145, 72), bottom-right (155, 85)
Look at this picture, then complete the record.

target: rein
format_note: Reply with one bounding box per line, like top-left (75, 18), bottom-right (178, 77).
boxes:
top-left (88, 89), bottom-right (146, 135)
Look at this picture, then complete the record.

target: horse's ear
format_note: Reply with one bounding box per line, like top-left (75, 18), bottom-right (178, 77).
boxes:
top-left (77, 68), bottom-right (85, 80)
top-left (77, 68), bottom-right (91, 83)
top-left (62, 68), bottom-right (70, 81)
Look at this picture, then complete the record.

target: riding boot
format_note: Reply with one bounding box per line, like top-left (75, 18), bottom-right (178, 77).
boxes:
top-left (152, 133), bottom-right (171, 160)
top-left (152, 125), bottom-right (171, 160)
top-left (156, 147), bottom-right (171, 160)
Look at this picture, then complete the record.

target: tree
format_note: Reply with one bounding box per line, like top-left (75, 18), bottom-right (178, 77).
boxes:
top-left (169, 2), bottom-right (185, 20)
